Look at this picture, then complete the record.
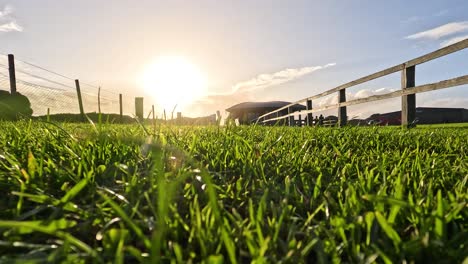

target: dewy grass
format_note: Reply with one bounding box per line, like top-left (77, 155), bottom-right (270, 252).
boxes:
top-left (0, 121), bottom-right (467, 263)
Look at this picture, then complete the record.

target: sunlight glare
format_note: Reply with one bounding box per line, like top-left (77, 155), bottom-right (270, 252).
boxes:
top-left (140, 56), bottom-right (207, 111)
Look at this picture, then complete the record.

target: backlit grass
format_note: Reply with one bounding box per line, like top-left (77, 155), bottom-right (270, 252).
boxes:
top-left (0, 121), bottom-right (467, 263)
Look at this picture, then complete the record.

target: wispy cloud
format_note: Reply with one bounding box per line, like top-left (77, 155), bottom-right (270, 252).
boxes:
top-left (0, 5), bottom-right (13, 17)
top-left (0, 21), bottom-right (22, 32)
top-left (186, 62), bottom-right (337, 116)
top-left (440, 35), bottom-right (468, 47)
top-left (317, 88), bottom-right (397, 108)
top-left (0, 5), bottom-right (22, 32)
top-left (231, 63), bottom-right (336, 94)
top-left (405, 21), bottom-right (468, 40)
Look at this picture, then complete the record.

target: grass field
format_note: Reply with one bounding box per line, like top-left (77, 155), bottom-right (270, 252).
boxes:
top-left (0, 121), bottom-right (467, 263)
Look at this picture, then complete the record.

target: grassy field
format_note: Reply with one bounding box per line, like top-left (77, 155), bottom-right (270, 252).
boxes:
top-left (0, 121), bottom-right (467, 263)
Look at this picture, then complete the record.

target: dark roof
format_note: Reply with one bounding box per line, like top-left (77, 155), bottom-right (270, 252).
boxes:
top-left (226, 101), bottom-right (306, 112)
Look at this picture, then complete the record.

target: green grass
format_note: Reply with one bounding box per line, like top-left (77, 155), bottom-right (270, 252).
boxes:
top-left (0, 121), bottom-right (467, 263)
top-left (418, 122), bottom-right (468, 128)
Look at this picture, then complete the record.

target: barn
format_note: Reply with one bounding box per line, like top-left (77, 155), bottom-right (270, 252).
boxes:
top-left (226, 101), bottom-right (306, 124)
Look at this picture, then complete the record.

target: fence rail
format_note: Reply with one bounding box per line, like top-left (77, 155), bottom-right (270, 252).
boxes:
top-left (256, 38), bottom-right (468, 127)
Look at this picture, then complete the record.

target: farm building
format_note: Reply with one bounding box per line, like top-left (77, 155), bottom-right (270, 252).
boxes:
top-left (366, 107), bottom-right (468, 125)
top-left (226, 101), bottom-right (306, 124)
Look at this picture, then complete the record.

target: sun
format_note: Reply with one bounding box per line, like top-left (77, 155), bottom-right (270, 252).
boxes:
top-left (140, 56), bottom-right (207, 111)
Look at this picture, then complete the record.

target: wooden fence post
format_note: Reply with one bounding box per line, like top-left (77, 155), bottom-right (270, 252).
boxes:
top-left (306, 99), bottom-right (313, 126)
top-left (401, 65), bottom-right (416, 127)
top-left (119, 94), bottom-right (123, 122)
top-left (75, 79), bottom-right (85, 121)
top-left (8, 54), bottom-right (16, 94)
top-left (135, 97), bottom-right (144, 120)
top-left (338, 89), bottom-right (347, 126)
top-left (287, 107), bottom-right (293, 126)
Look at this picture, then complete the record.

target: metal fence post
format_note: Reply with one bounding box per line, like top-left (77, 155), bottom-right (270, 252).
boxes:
top-left (98, 86), bottom-right (101, 114)
top-left (306, 99), bottom-right (313, 126)
top-left (8, 54), bottom-right (16, 94)
top-left (119, 94), bottom-right (123, 122)
top-left (75, 79), bottom-right (85, 121)
top-left (338, 89), bottom-right (347, 126)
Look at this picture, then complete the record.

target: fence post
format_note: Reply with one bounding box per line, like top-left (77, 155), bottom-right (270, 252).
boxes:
top-left (8, 54), bottom-right (16, 94)
top-left (98, 86), bottom-right (101, 114)
top-left (306, 99), bottom-right (313, 126)
top-left (152, 105), bottom-right (156, 125)
top-left (135, 97), bottom-right (144, 120)
top-left (119, 94), bottom-right (123, 122)
top-left (401, 65), bottom-right (416, 127)
top-left (177, 112), bottom-right (182, 125)
top-left (298, 112), bottom-right (302, 127)
top-left (216, 110), bottom-right (221, 125)
top-left (75, 79), bottom-right (85, 121)
top-left (338, 89), bottom-right (347, 126)
top-left (288, 107), bottom-right (294, 126)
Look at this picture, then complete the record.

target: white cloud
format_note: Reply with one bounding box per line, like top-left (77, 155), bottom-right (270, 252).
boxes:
top-left (0, 21), bottom-right (22, 32)
top-left (186, 63), bottom-right (336, 116)
top-left (0, 5), bottom-right (13, 18)
top-left (316, 87), bottom-right (397, 108)
top-left (405, 21), bottom-right (468, 40)
top-left (440, 35), bottom-right (468, 47)
top-left (231, 63), bottom-right (336, 93)
top-left (0, 5), bottom-right (22, 33)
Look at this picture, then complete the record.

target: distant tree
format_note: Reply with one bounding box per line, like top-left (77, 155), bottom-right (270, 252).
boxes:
top-left (0, 90), bottom-right (33, 120)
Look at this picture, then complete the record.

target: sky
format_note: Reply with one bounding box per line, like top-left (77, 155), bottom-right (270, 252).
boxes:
top-left (0, 0), bottom-right (467, 118)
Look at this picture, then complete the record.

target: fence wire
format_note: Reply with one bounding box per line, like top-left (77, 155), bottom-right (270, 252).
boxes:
top-left (0, 54), bottom-right (133, 117)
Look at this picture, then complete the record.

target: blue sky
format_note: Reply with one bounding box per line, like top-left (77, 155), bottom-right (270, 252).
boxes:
top-left (0, 0), bottom-right (467, 117)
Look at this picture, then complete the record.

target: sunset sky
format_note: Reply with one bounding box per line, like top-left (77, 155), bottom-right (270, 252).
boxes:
top-left (0, 0), bottom-right (467, 118)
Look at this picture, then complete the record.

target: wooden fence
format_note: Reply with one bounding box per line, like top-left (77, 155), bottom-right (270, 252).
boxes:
top-left (256, 38), bottom-right (468, 127)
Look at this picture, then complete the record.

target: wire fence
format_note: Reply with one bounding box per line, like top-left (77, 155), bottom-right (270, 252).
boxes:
top-left (0, 54), bottom-right (131, 117)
